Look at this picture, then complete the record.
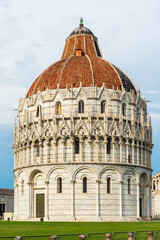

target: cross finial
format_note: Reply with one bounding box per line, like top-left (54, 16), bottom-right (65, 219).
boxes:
top-left (80, 17), bottom-right (83, 27)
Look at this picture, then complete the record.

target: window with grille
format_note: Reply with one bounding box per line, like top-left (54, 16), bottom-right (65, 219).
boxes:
top-left (57, 177), bottom-right (62, 193)
top-left (35, 140), bottom-right (39, 157)
top-left (83, 177), bottom-right (87, 193)
top-left (107, 139), bottom-right (111, 154)
top-left (101, 101), bottom-right (106, 113)
top-left (75, 139), bottom-right (79, 154)
top-left (56, 102), bottom-right (62, 115)
top-left (21, 180), bottom-right (24, 196)
top-left (107, 177), bottom-right (111, 193)
top-left (36, 105), bottom-right (41, 117)
top-left (122, 104), bottom-right (126, 116)
top-left (153, 181), bottom-right (156, 190)
top-left (128, 178), bottom-right (131, 194)
top-left (78, 101), bottom-right (84, 113)
top-left (128, 155), bottom-right (131, 163)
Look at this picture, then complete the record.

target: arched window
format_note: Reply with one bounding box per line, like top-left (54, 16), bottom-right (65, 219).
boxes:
top-left (21, 180), bottom-right (24, 196)
top-left (107, 177), bottom-right (111, 193)
top-left (42, 139), bottom-right (45, 161)
top-left (75, 138), bottom-right (79, 154)
top-left (153, 181), bottom-right (156, 190)
top-left (122, 104), bottom-right (126, 116)
top-left (35, 140), bottom-right (39, 157)
top-left (128, 155), bottom-right (131, 163)
top-left (24, 143), bottom-right (27, 163)
top-left (78, 100), bottom-right (84, 113)
top-left (107, 138), bottom-right (111, 154)
top-left (101, 101), bottom-right (106, 113)
top-left (56, 102), bottom-right (62, 115)
top-left (128, 178), bottom-right (131, 194)
top-left (83, 177), bottom-right (87, 193)
top-left (36, 105), bottom-right (41, 117)
top-left (57, 177), bottom-right (62, 193)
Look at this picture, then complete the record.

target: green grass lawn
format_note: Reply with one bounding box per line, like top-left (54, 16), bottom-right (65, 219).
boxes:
top-left (0, 221), bottom-right (160, 237)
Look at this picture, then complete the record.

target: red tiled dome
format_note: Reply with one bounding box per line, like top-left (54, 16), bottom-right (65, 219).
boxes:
top-left (26, 23), bottom-right (137, 97)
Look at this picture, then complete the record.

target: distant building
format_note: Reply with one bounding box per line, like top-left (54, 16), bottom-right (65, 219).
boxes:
top-left (13, 20), bottom-right (153, 221)
top-left (0, 189), bottom-right (14, 218)
top-left (152, 172), bottom-right (160, 217)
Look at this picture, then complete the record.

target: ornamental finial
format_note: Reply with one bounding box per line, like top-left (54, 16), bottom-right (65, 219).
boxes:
top-left (80, 17), bottom-right (83, 27)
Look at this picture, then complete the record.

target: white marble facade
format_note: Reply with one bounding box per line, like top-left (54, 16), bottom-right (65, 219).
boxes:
top-left (13, 86), bottom-right (152, 221)
top-left (152, 172), bottom-right (160, 217)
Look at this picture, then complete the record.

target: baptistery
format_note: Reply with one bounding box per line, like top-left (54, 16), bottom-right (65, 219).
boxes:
top-left (13, 20), bottom-right (153, 221)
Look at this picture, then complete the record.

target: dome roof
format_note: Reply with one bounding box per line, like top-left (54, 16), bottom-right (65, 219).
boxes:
top-left (69, 26), bottom-right (93, 37)
top-left (26, 22), bottom-right (137, 97)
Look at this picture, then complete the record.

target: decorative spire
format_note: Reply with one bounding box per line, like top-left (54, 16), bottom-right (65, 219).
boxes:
top-left (80, 17), bottom-right (84, 27)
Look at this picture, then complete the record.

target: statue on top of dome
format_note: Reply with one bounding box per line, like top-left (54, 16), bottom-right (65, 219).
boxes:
top-left (80, 17), bottom-right (84, 27)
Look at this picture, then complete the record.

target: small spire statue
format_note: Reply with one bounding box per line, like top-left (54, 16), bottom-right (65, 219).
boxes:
top-left (80, 17), bottom-right (84, 27)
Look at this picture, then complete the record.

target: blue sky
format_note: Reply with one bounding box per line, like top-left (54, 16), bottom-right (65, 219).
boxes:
top-left (0, 0), bottom-right (160, 189)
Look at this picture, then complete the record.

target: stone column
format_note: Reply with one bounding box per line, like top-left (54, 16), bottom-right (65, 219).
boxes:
top-left (137, 183), bottom-right (140, 218)
top-left (126, 138), bottom-right (129, 163)
top-left (71, 139), bottom-right (74, 162)
top-left (23, 147), bottom-right (25, 166)
top-left (146, 148), bottom-right (148, 167)
top-left (149, 185), bottom-right (152, 217)
top-left (45, 181), bottom-right (49, 220)
top-left (19, 148), bottom-right (22, 167)
top-left (14, 185), bottom-right (17, 219)
top-left (28, 182), bottom-right (32, 220)
top-left (28, 144), bottom-right (31, 165)
top-left (16, 184), bottom-right (19, 219)
top-left (39, 143), bottom-right (42, 164)
top-left (95, 138), bottom-right (99, 161)
top-left (31, 143), bottom-right (35, 165)
top-left (46, 141), bottom-right (49, 163)
top-left (71, 180), bottom-right (75, 219)
top-left (112, 136), bottom-right (115, 162)
top-left (62, 139), bottom-right (65, 162)
top-left (149, 149), bottom-right (152, 168)
top-left (88, 138), bottom-right (92, 162)
top-left (146, 184), bottom-right (150, 217)
top-left (132, 140), bottom-right (135, 164)
top-left (137, 142), bottom-right (139, 165)
top-left (119, 180), bottom-right (122, 219)
top-left (144, 145), bottom-right (147, 166)
top-left (53, 140), bottom-right (57, 162)
top-left (26, 145), bottom-right (29, 165)
top-left (17, 150), bottom-right (19, 167)
top-left (104, 137), bottom-right (108, 162)
top-left (80, 138), bottom-right (83, 162)
top-left (140, 142), bottom-right (143, 165)
top-left (119, 137), bottom-right (123, 163)
top-left (14, 151), bottom-right (16, 169)
top-left (96, 180), bottom-right (100, 218)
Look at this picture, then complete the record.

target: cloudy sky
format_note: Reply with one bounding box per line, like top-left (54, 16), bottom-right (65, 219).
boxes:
top-left (0, 0), bottom-right (160, 188)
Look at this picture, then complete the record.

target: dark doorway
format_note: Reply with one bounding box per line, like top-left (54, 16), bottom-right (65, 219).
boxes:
top-left (0, 203), bottom-right (5, 217)
top-left (36, 194), bottom-right (45, 218)
top-left (140, 198), bottom-right (143, 217)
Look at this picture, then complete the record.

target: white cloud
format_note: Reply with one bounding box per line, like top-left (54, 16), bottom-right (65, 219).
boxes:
top-left (0, 84), bottom-right (27, 124)
top-left (150, 112), bottom-right (160, 130)
top-left (148, 103), bottom-right (160, 109)
top-left (144, 90), bottom-right (160, 95)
